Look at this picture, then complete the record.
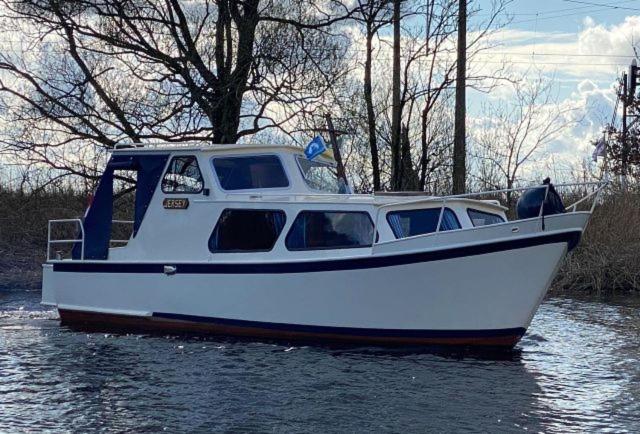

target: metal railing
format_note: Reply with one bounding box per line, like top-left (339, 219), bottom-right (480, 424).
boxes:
top-left (47, 219), bottom-right (135, 261)
top-left (371, 181), bottom-right (609, 245)
top-left (47, 219), bottom-right (85, 261)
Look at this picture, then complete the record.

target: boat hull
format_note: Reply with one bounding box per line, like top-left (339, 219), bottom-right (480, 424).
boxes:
top-left (43, 229), bottom-right (580, 348)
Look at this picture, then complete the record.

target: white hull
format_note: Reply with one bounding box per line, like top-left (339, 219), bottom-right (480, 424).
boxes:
top-left (43, 214), bottom-right (585, 347)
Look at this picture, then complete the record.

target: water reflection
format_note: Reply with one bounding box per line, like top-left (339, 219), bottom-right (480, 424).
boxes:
top-left (1, 289), bottom-right (639, 432)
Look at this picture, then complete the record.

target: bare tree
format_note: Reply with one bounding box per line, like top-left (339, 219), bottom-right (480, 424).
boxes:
top-left (470, 76), bottom-right (579, 200)
top-left (356, 0), bottom-right (392, 191)
top-left (373, 0), bottom-right (508, 191)
top-left (0, 0), bottom-right (356, 179)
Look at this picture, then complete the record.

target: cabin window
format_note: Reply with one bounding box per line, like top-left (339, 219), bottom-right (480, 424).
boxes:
top-left (209, 209), bottom-right (286, 252)
top-left (387, 208), bottom-right (460, 239)
top-left (286, 211), bottom-right (374, 250)
top-left (296, 157), bottom-right (340, 193)
top-left (161, 156), bottom-right (204, 193)
top-left (467, 209), bottom-right (505, 227)
top-left (212, 155), bottom-right (289, 190)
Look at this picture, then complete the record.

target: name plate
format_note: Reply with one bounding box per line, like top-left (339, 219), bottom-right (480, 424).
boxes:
top-left (163, 198), bottom-right (189, 209)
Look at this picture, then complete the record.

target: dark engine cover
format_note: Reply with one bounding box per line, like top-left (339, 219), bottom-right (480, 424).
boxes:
top-left (516, 178), bottom-right (565, 220)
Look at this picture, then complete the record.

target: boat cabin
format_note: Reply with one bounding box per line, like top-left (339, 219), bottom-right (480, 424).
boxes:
top-left (49, 143), bottom-right (509, 263)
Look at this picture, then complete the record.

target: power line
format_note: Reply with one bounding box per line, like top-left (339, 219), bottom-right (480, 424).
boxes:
top-left (486, 51), bottom-right (636, 58)
top-left (561, 0), bottom-right (640, 12)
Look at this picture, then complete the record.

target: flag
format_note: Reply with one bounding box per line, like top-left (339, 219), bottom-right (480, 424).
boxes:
top-left (305, 135), bottom-right (327, 160)
top-left (592, 138), bottom-right (606, 162)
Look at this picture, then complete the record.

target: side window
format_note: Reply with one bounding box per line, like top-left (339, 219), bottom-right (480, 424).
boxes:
top-left (467, 209), bottom-right (505, 227)
top-left (387, 208), bottom-right (460, 239)
top-left (161, 156), bottom-right (204, 193)
top-left (209, 209), bottom-right (286, 252)
top-left (213, 155), bottom-right (289, 190)
top-left (286, 211), bottom-right (374, 250)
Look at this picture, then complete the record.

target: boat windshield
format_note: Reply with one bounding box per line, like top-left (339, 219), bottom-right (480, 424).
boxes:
top-left (297, 157), bottom-right (341, 193)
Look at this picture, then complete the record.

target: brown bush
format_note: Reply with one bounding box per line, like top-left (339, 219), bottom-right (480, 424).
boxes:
top-left (553, 192), bottom-right (640, 293)
top-left (0, 187), bottom-right (87, 288)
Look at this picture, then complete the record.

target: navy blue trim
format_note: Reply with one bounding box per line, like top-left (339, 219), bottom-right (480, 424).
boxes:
top-left (52, 230), bottom-right (580, 274)
top-left (75, 154), bottom-right (169, 260)
top-left (152, 312), bottom-right (526, 339)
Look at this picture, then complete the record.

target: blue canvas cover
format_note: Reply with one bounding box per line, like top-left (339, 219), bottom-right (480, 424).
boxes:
top-left (73, 153), bottom-right (169, 260)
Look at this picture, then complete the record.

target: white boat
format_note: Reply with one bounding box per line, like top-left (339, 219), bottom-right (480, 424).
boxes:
top-left (41, 142), bottom-right (605, 348)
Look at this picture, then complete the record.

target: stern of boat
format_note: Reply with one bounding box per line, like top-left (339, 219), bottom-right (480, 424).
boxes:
top-left (41, 264), bottom-right (56, 307)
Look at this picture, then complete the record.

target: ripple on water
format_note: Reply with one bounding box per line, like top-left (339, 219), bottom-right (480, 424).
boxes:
top-left (1, 290), bottom-right (640, 432)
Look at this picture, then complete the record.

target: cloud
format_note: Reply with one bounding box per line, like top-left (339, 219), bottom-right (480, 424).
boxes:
top-left (473, 15), bottom-right (640, 82)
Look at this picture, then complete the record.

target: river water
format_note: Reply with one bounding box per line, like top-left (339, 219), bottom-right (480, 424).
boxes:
top-left (1, 289), bottom-right (639, 433)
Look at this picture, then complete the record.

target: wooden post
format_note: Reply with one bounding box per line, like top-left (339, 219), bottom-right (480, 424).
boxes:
top-left (452, 0), bottom-right (466, 194)
top-left (325, 114), bottom-right (346, 182)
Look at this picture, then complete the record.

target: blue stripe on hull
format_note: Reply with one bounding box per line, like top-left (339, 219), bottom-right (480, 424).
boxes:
top-left (51, 230), bottom-right (580, 274)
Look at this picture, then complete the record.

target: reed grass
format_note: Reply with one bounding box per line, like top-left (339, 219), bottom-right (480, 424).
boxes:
top-left (552, 191), bottom-right (640, 293)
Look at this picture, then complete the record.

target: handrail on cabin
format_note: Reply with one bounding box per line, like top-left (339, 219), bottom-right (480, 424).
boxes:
top-left (47, 219), bottom-right (136, 261)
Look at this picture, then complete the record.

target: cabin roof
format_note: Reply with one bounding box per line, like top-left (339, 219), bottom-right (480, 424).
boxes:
top-left (110, 142), bottom-right (506, 213)
top-left (112, 142), bottom-right (305, 155)
top-left (111, 142), bottom-right (337, 165)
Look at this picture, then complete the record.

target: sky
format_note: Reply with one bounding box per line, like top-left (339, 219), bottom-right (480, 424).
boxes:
top-left (467, 0), bottom-right (640, 176)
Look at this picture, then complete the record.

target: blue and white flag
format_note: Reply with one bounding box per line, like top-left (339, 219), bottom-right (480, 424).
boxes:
top-left (305, 135), bottom-right (327, 160)
top-left (592, 138), bottom-right (606, 162)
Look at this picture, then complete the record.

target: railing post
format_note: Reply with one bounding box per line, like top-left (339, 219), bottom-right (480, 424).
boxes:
top-left (47, 221), bottom-right (51, 261)
top-left (372, 207), bottom-right (380, 247)
top-left (538, 184), bottom-right (550, 231)
top-left (436, 199), bottom-right (447, 232)
top-left (80, 220), bottom-right (85, 260)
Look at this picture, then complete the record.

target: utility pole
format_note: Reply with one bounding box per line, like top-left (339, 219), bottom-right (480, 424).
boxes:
top-left (621, 59), bottom-right (638, 189)
top-left (622, 70), bottom-right (628, 189)
top-left (391, 0), bottom-right (402, 190)
top-left (452, 0), bottom-right (466, 194)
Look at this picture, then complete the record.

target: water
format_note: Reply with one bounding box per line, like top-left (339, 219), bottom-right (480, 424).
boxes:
top-left (1, 290), bottom-right (640, 433)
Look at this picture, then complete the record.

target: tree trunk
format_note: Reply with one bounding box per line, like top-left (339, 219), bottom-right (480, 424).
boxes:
top-left (390, 0), bottom-right (402, 190)
top-left (452, 0), bottom-right (466, 194)
top-left (400, 123), bottom-right (419, 190)
top-left (419, 106), bottom-right (429, 190)
top-left (364, 21), bottom-right (381, 191)
top-left (211, 0), bottom-right (259, 144)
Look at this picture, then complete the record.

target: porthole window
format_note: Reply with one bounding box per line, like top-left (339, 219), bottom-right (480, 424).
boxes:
top-left (286, 211), bottom-right (374, 250)
top-left (209, 209), bottom-right (286, 252)
top-left (161, 156), bottom-right (204, 193)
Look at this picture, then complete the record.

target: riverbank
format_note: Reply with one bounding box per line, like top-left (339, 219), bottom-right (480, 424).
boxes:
top-left (1, 187), bottom-right (638, 292)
